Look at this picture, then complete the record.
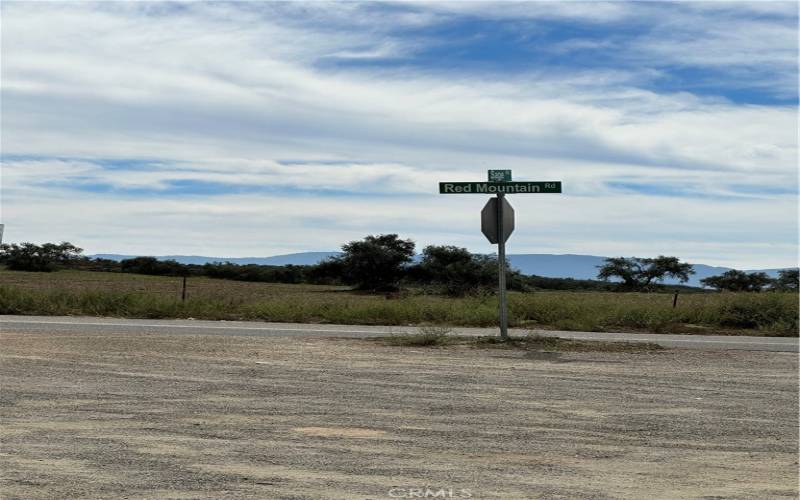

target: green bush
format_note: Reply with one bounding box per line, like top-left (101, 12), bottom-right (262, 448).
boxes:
top-left (715, 294), bottom-right (798, 331)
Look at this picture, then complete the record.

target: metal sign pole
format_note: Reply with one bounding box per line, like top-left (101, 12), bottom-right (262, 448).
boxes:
top-left (497, 193), bottom-right (509, 339)
top-left (440, 169), bottom-right (561, 339)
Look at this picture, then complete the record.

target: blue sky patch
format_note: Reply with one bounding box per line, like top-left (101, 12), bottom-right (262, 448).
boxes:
top-left (315, 3), bottom-right (797, 105)
top-left (35, 176), bottom-right (421, 199)
top-left (608, 181), bottom-right (797, 200)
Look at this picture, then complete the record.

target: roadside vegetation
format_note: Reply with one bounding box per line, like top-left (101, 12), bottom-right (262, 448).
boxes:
top-left (0, 269), bottom-right (796, 336)
top-left (1, 237), bottom-right (796, 336)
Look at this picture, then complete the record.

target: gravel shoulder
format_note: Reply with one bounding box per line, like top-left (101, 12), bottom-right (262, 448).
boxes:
top-left (1, 329), bottom-right (797, 499)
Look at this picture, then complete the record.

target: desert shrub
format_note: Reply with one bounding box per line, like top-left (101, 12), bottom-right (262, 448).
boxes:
top-left (715, 294), bottom-right (797, 332)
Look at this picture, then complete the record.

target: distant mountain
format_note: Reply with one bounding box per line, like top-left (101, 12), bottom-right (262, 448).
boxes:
top-left (90, 252), bottom-right (792, 288)
top-left (505, 254), bottom-right (737, 287)
top-left (506, 254), bottom-right (607, 281)
top-left (91, 252), bottom-right (341, 266)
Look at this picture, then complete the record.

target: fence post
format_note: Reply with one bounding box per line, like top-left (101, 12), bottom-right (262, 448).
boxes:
top-left (182, 276), bottom-right (187, 302)
top-left (672, 291), bottom-right (678, 309)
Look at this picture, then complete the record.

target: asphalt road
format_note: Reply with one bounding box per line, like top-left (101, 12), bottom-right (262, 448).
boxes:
top-left (1, 315), bottom-right (797, 351)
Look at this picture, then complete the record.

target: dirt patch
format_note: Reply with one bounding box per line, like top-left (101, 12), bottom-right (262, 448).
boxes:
top-left (0, 329), bottom-right (797, 499)
top-left (293, 427), bottom-right (388, 438)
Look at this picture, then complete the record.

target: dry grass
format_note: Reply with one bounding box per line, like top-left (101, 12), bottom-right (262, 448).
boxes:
top-left (0, 269), bottom-right (347, 299)
top-left (0, 270), bottom-right (796, 336)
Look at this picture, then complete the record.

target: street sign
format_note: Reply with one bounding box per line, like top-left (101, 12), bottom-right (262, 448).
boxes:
top-left (481, 197), bottom-right (514, 244)
top-left (437, 169), bottom-right (563, 340)
top-left (439, 181), bottom-right (561, 194)
top-left (488, 170), bottom-right (512, 182)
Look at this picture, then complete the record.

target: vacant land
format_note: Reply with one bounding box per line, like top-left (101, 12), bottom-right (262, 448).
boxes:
top-left (0, 269), bottom-right (797, 335)
top-left (1, 328), bottom-right (797, 499)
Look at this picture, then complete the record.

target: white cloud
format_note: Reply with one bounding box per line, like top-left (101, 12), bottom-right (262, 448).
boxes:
top-left (0, 1), bottom-right (796, 268)
top-left (393, 1), bottom-right (633, 24)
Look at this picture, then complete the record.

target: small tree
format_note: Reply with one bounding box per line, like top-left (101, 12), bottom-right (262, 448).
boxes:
top-left (773, 269), bottom-right (799, 292)
top-left (701, 270), bottom-right (773, 292)
top-left (120, 256), bottom-right (188, 276)
top-left (335, 234), bottom-right (415, 291)
top-left (412, 245), bottom-right (498, 296)
top-left (597, 256), bottom-right (694, 291)
top-left (0, 242), bottom-right (84, 272)
top-left (306, 258), bottom-right (346, 285)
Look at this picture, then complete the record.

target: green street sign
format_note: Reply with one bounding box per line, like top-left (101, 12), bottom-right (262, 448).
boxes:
top-left (488, 169), bottom-right (512, 182)
top-left (437, 169), bottom-right (562, 340)
top-left (439, 181), bottom-right (561, 194)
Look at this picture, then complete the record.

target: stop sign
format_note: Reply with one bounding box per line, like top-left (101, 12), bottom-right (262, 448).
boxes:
top-left (481, 197), bottom-right (514, 244)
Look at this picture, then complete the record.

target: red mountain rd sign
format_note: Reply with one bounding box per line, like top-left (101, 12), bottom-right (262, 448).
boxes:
top-left (439, 181), bottom-right (561, 194)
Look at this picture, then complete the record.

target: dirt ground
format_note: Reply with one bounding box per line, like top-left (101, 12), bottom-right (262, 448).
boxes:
top-left (0, 329), bottom-right (797, 499)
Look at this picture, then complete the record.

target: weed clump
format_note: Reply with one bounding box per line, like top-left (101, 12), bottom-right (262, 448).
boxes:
top-left (380, 326), bottom-right (455, 346)
top-left (371, 334), bottom-right (663, 353)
